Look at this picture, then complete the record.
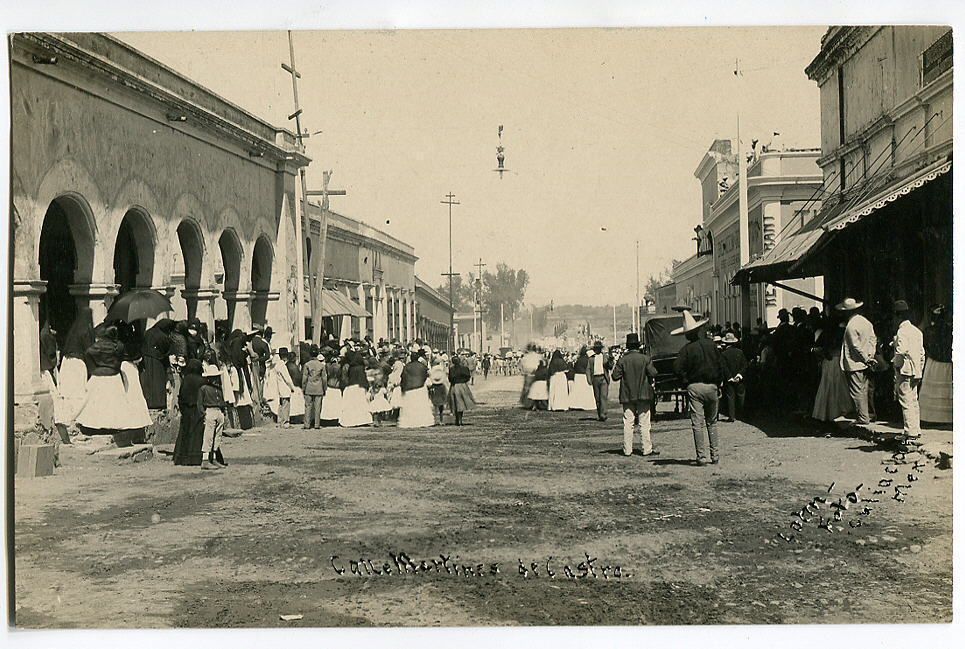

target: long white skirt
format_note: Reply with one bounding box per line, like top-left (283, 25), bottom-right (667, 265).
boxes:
top-left (920, 359), bottom-right (953, 424)
top-left (528, 379), bottom-right (549, 401)
top-left (369, 392), bottom-right (393, 414)
top-left (77, 374), bottom-right (145, 430)
top-left (811, 355), bottom-right (852, 422)
top-left (548, 371), bottom-right (570, 411)
top-left (290, 387), bottom-right (306, 418)
top-left (339, 385), bottom-right (372, 427)
top-left (398, 386), bottom-right (435, 428)
top-left (58, 357), bottom-right (89, 423)
top-left (320, 388), bottom-right (342, 420)
top-left (388, 385), bottom-right (404, 410)
top-left (121, 361), bottom-right (154, 429)
top-left (569, 373), bottom-right (597, 411)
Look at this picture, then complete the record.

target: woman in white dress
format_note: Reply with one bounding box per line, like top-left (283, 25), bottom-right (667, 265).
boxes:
top-left (76, 326), bottom-right (140, 433)
top-left (568, 346), bottom-right (598, 411)
top-left (120, 348), bottom-right (154, 431)
top-left (58, 307), bottom-right (96, 427)
top-left (339, 350), bottom-right (373, 427)
top-left (399, 351), bottom-right (435, 428)
top-left (319, 351), bottom-right (343, 425)
top-left (547, 350), bottom-right (571, 411)
top-left (527, 359), bottom-right (550, 410)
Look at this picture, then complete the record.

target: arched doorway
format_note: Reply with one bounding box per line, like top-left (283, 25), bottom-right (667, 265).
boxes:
top-left (217, 229), bottom-right (243, 329)
top-left (112, 208), bottom-right (156, 293)
top-left (38, 195), bottom-right (96, 348)
top-left (176, 219), bottom-right (205, 320)
top-left (250, 236), bottom-right (273, 327)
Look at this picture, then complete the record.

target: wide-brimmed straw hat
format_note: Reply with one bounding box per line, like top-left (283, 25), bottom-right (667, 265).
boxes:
top-left (671, 310), bottom-right (709, 336)
top-left (202, 364), bottom-right (221, 378)
top-left (834, 297), bottom-right (864, 311)
top-left (722, 332), bottom-right (739, 345)
top-left (671, 303), bottom-right (693, 313)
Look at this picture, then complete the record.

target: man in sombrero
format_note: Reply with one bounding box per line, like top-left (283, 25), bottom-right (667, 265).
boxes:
top-left (673, 310), bottom-right (724, 466)
top-left (836, 297), bottom-right (878, 426)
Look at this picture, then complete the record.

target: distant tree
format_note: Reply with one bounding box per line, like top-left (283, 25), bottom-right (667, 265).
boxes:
top-left (435, 274), bottom-right (475, 312)
top-left (481, 263), bottom-right (529, 329)
top-left (644, 262), bottom-right (677, 305)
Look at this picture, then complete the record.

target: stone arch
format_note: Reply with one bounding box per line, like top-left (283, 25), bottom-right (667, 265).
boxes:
top-left (32, 159), bottom-right (104, 282)
top-left (37, 193), bottom-right (99, 344)
top-left (216, 228), bottom-right (244, 327)
top-left (250, 234), bottom-right (274, 326)
top-left (112, 207), bottom-right (158, 292)
top-left (176, 218), bottom-right (206, 291)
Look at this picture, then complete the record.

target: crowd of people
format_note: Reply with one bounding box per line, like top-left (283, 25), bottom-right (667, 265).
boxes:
top-left (38, 311), bottom-right (483, 471)
top-left (513, 297), bottom-right (952, 467)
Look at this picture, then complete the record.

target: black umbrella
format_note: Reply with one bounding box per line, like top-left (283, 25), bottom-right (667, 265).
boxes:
top-left (105, 289), bottom-right (173, 323)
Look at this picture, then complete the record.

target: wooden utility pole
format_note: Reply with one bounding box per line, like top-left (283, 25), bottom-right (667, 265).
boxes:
top-left (281, 30), bottom-right (308, 343)
top-left (473, 258), bottom-right (486, 355)
top-left (441, 192), bottom-right (460, 353)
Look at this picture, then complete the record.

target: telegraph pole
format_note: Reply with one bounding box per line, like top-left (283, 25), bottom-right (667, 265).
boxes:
top-left (281, 30), bottom-right (307, 342)
top-left (473, 258), bottom-right (486, 355)
top-left (441, 192), bottom-right (460, 353)
top-left (735, 58), bottom-right (751, 327)
top-left (635, 239), bottom-right (640, 334)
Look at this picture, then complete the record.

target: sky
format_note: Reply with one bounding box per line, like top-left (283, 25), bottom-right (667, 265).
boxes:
top-left (116, 27), bottom-right (826, 306)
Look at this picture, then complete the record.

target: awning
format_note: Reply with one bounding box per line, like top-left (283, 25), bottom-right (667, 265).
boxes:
top-left (319, 289), bottom-right (371, 318)
top-left (822, 158), bottom-right (952, 232)
top-left (733, 157), bottom-right (951, 285)
top-left (732, 227), bottom-right (829, 284)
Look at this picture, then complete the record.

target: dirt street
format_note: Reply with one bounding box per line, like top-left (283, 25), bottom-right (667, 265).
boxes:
top-left (13, 375), bottom-right (952, 627)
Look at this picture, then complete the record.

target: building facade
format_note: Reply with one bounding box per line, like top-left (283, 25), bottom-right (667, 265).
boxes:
top-left (414, 277), bottom-right (454, 350)
top-left (303, 201), bottom-right (418, 344)
top-left (684, 139), bottom-right (825, 328)
top-left (735, 27), bottom-right (952, 329)
top-left (11, 33), bottom-right (308, 432)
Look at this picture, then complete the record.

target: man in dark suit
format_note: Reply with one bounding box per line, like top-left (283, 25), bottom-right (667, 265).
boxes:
top-left (301, 345), bottom-right (327, 429)
top-left (587, 340), bottom-right (613, 421)
top-left (611, 333), bottom-right (660, 456)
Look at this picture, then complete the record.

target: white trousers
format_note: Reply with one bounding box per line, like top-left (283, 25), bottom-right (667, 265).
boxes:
top-left (623, 402), bottom-right (653, 455)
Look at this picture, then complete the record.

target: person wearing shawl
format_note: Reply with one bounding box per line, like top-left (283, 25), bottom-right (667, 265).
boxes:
top-left (568, 346), bottom-right (598, 411)
top-left (447, 355), bottom-right (476, 426)
top-left (75, 325), bottom-right (133, 433)
top-left (519, 344), bottom-right (541, 409)
top-left (141, 318), bottom-right (175, 409)
top-left (338, 349), bottom-right (373, 427)
top-left (264, 348), bottom-right (296, 427)
top-left (39, 321), bottom-right (59, 379)
top-left (920, 304), bottom-right (953, 424)
top-left (173, 359), bottom-right (205, 465)
top-left (547, 349), bottom-right (571, 411)
top-left (59, 307), bottom-right (95, 423)
top-left (39, 321), bottom-right (72, 442)
top-left (319, 348), bottom-right (343, 425)
top-left (528, 358), bottom-right (550, 410)
top-left (399, 350), bottom-right (435, 428)
top-left (226, 328), bottom-right (253, 395)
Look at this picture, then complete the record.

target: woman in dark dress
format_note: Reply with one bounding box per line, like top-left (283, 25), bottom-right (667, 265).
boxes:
top-left (447, 356), bottom-right (476, 426)
top-left (173, 359), bottom-right (205, 466)
top-left (141, 318), bottom-right (175, 409)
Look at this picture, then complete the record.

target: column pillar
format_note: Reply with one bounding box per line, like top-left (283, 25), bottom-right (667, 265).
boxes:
top-left (69, 282), bottom-right (120, 325)
top-left (409, 294), bottom-right (417, 343)
top-left (386, 288), bottom-right (395, 340)
top-left (400, 290), bottom-right (408, 343)
top-left (13, 280), bottom-right (52, 432)
top-left (223, 290), bottom-right (254, 332)
top-left (183, 287), bottom-right (221, 336)
top-left (357, 283), bottom-right (369, 340)
top-left (761, 200), bottom-right (782, 327)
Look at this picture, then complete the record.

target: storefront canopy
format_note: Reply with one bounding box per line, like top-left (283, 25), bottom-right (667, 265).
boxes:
top-left (733, 157), bottom-right (952, 286)
top-left (318, 288), bottom-right (371, 318)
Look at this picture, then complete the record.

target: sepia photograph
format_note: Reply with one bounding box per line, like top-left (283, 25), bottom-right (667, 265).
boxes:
top-left (2, 1), bottom-right (959, 644)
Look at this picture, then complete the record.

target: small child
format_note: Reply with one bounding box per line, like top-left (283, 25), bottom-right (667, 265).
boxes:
top-left (199, 365), bottom-right (227, 470)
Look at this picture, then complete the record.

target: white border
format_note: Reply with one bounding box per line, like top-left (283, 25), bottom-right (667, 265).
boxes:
top-left (2, 2), bottom-right (963, 649)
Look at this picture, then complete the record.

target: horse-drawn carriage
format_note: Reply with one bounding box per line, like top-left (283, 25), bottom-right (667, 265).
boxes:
top-left (641, 314), bottom-right (689, 415)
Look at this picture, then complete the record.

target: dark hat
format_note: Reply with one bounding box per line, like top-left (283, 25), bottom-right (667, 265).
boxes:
top-left (894, 300), bottom-right (910, 313)
top-left (278, 347), bottom-right (290, 356)
top-left (592, 340), bottom-right (604, 350)
top-left (310, 344), bottom-right (320, 356)
top-left (625, 332), bottom-right (640, 349)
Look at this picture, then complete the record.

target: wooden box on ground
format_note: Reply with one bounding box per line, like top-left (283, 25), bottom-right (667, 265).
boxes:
top-left (16, 444), bottom-right (56, 478)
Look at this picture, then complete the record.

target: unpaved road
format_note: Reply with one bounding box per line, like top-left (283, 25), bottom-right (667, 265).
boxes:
top-left (13, 375), bottom-right (952, 627)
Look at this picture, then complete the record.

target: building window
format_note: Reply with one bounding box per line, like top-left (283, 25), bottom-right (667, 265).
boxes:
top-left (922, 30), bottom-right (953, 87)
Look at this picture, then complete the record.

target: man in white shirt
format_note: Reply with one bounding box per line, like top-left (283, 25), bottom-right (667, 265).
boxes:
top-left (588, 340), bottom-right (613, 422)
top-left (837, 297), bottom-right (877, 425)
top-left (892, 300), bottom-right (925, 436)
